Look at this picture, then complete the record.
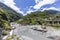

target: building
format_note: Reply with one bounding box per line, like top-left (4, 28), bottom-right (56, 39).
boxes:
top-left (45, 16), bottom-right (60, 25)
top-left (37, 16), bottom-right (60, 26)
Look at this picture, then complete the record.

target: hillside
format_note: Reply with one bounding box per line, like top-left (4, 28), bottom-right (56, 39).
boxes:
top-left (0, 2), bottom-right (22, 30)
top-left (17, 10), bottom-right (60, 25)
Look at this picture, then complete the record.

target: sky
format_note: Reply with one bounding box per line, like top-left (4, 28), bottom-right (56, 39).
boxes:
top-left (0, 0), bottom-right (60, 15)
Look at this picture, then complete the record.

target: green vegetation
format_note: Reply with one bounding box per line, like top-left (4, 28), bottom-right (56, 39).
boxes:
top-left (2, 30), bottom-right (8, 35)
top-left (17, 10), bottom-right (60, 29)
top-left (0, 4), bottom-right (22, 35)
top-left (0, 8), bottom-right (21, 22)
top-left (0, 7), bottom-right (21, 29)
top-left (17, 11), bottom-right (54, 25)
top-left (51, 24), bottom-right (60, 29)
top-left (6, 34), bottom-right (15, 40)
top-left (0, 19), bottom-right (10, 30)
top-left (6, 34), bottom-right (21, 40)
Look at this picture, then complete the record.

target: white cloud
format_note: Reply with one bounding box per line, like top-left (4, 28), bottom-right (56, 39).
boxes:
top-left (24, 6), bottom-right (37, 15)
top-left (0, 0), bottom-right (23, 14)
top-left (34, 0), bottom-right (56, 9)
top-left (27, 6), bottom-right (34, 13)
top-left (23, 10), bottom-right (34, 16)
top-left (23, 7), bottom-right (34, 15)
top-left (35, 0), bottom-right (42, 3)
top-left (46, 7), bottom-right (60, 11)
top-left (40, 6), bottom-right (60, 12)
top-left (27, 10), bottom-right (34, 14)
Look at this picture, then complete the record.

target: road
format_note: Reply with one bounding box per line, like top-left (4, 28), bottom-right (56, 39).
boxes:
top-left (13, 25), bottom-right (53, 40)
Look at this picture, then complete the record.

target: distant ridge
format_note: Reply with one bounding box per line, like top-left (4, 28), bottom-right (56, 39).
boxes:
top-left (44, 10), bottom-right (59, 14)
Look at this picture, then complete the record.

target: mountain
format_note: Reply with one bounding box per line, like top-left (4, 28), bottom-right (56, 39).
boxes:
top-left (0, 2), bottom-right (10, 10)
top-left (44, 10), bottom-right (59, 14)
top-left (17, 10), bottom-right (59, 25)
top-left (0, 2), bottom-right (22, 15)
top-left (0, 2), bottom-right (22, 22)
top-left (0, 2), bottom-right (22, 29)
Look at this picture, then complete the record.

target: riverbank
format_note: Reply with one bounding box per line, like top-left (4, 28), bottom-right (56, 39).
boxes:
top-left (2, 30), bottom-right (13, 40)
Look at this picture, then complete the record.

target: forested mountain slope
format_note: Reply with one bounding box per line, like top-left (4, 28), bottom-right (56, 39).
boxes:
top-left (17, 10), bottom-right (60, 25)
top-left (0, 2), bottom-right (22, 29)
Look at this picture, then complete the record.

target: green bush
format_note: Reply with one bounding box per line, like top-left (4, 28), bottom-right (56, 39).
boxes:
top-left (3, 23), bottom-right (11, 30)
top-left (2, 30), bottom-right (8, 35)
top-left (0, 19), bottom-right (11, 30)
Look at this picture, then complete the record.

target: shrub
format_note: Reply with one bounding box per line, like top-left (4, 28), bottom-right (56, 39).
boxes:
top-left (2, 30), bottom-right (8, 35)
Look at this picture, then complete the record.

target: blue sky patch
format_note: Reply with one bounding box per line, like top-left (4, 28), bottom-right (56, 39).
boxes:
top-left (14, 0), bottom-right (60, 14)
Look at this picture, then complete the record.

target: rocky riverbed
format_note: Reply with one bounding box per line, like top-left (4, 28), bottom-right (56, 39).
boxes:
top-left (13, 25), bottom-right (58, 40)
top-left (7, 22), bottom-right (60, 40)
